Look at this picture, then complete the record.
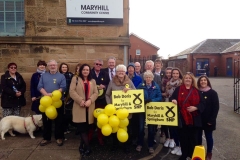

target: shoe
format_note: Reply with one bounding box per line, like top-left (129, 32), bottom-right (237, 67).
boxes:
top-left (176, 148), bottom-right (182, 156)
top-left (136, 145), bottom-right (142, 152)
top-left (171, 146), bottom-right (180, 154)
top-left (206, 152), bottom-right (212, 160)
top-left (79, 147), bottom-right (85, 155)
top-left (56, 139), bottom-right (63, 146)
top-left (169, 139), bottom-right (175, 148)
top-left (40, 139), bottom-right (51, 146)
top-left (149, 147), bottom-right (154, 154)
top-left (84, 149), bottom-right (92, 156)
top-left (164, 139), bottom-right (170, 147)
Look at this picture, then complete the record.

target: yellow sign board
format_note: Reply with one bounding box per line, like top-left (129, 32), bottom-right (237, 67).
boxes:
top-left (112, 90), bottom-right (145, 113)
top-left (146, 102), bottom-right (178, 126)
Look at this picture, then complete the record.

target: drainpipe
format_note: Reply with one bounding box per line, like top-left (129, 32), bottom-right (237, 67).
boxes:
top-left (124, 45), bottom-right (128, 66)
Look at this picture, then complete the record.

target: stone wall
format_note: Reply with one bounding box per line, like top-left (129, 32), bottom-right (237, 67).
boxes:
top-left (0, 0), bottom-right (130, 116)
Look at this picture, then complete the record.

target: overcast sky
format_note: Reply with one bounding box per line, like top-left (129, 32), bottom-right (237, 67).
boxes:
top-left (129, 0), bottom-right (240, 59)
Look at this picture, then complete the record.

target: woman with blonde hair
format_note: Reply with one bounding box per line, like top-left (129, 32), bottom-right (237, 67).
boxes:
top-left (170, 72), bottom-right (205, 160)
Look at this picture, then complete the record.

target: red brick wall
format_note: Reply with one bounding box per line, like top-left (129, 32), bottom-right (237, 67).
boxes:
top-left (129, 35), bottom-right (158, 58)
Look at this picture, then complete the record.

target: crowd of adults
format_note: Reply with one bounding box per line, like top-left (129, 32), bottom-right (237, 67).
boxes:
top-left (0, 58), bottom-right (219, 160)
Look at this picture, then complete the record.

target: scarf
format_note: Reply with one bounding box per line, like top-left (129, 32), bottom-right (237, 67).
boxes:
top-left (37, 69), bottom-right (46, 75)
top-left (162, 76), bottom-right (170, 92)
top-left (166, 78), bottom-right (182, 98)
top-left (178, 85), bottom-right (200, 125)
top-left (199, 86), bottom-right (211, 92)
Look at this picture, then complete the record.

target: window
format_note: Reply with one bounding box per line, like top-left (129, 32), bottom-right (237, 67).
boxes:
top-left (136, 49), bottom-right (141, 55)
top-left (0, 0), bottom-right (25, 36)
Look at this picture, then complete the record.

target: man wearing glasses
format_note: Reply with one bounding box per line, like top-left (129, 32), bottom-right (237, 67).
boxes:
top-left (90, 59), bottom-right (110, 145)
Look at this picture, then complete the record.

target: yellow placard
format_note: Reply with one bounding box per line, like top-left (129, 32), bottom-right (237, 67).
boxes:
top-left (112, 90), bottom-right (145, 113)
top-left (146, 102), bottom-right (178, 126)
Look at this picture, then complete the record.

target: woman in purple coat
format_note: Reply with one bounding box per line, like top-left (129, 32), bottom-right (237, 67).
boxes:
top-left (30, 60), bottom-right (47, 114)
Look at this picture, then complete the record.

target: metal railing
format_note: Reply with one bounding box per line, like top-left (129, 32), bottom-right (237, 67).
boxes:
top-left (234, 59), bottom-right (240, 114)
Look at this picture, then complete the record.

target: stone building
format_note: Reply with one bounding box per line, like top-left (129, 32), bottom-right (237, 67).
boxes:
top-left (0, 0), bottom-right (130, 114)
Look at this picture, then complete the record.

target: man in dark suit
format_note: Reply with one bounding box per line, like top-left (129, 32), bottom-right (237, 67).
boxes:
top-left (102, 57), bottom-right (116, 81)
top-left (90, 59), bottom-right (110, 145)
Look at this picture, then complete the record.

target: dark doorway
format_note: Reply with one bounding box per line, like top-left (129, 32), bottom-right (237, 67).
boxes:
top-left (226, 58), bottom-right (233, 77)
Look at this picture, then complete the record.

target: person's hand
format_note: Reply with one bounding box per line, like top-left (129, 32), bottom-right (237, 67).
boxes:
top-left (123, 88), bottom-right (131, 93)
top-left (80, 101), bottom-right (85, 107)
top-left (172, 99), bottom-right (177, 105)
top-left (46, 93), bottom-right (52, 96)
top-left (187, 106), bottom-right (198, 112)
top-left (32, 97), bottom-right (36, 101)
top-left (16, 92), bottom-right (21, 97)
top-left (98, 84), bottom-right (105, 89)
top-left (84, 99), bottom-right (91, 107)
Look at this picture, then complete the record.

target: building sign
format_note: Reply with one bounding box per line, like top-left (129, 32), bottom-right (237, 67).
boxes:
top-left (66, 0), bottom-right (123, 25)
top-left (146, 102), bottom-right (178, 126)
top-left (112, 90), bottom-right (145, 113)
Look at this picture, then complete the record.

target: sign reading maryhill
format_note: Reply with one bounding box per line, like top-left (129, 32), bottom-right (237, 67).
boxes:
top-left (146, 102), bottom-right (178, 126)
top-left (112, 90), bottom-right (145, 113)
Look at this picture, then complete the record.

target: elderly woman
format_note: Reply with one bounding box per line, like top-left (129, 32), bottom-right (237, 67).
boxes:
top-left (1, 62), bottom-right (26, 117)
top-left (105, 64), bottom-right (136, 153)
top-left (30, 60), bottom-right (47, 114)
top-left (69, 64), bottom-right (98, 157)
top-left (197, 75), bottom-right (219, 160)
top-left (136, 71), bottom-right (162, 154)
top-left (170, 72), bottom-right (205, 160)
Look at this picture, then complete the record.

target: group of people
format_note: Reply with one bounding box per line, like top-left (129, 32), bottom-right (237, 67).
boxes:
top-left (0, 58), bottom-right (219, 160)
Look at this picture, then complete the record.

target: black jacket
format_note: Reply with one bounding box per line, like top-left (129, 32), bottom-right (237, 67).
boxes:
top-left (199, 89), bottom-right (219, 131)
top-left (170, 86), bottom-right (205, 127)
top-left (1, 71), bottom-right (26, 108)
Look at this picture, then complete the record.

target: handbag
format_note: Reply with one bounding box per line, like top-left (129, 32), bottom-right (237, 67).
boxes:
top-left (178, 88), bottom-right (193, 128)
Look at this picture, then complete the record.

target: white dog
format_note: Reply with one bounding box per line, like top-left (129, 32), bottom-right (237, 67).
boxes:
top-left (0, 115), bottom-right (43, 140)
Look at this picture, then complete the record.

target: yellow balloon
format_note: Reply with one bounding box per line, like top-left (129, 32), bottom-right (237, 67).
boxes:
top-left (39, 104), bottom-right (46, 112)
top-left (97, 122), bottom-right (102, 129)
top-left (109, 115), bottom-right (120, 127)
top-left (93, 108), bottom-right (104, 118)
top-left (101, 124), bottom-right (112, 136)
top-left (45, 105), bottom-right (58, 119)
top-left (40, 96), bottom-right (53, 107)
top-left (52, 100), bottom-right (62, 108)
top-left (119, 126), bottom-right (127, 132)
top-left (117, 128), bottom-right (128, 142)
top-left (112, 126), bottom-right (119, 133)
top-left (118, 118), bottom-right (129, 128)
top-left (97, 114), bottom-right (109, 125)
top-left (117, 108), bottom-right (129, 120)
top-left (52, 90), bottom-right (62, 101)
top-left (104, 104), bottom-right (116, 116)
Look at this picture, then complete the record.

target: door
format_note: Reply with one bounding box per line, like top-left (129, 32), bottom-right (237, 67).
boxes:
top-left (226, 58), bottom-right (233, 77)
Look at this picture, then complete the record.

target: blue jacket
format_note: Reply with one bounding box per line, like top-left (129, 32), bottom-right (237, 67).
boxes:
top-left (126, 72), bottom-right (142, 88)
top-left (137, 81), bottom-right (162, 102)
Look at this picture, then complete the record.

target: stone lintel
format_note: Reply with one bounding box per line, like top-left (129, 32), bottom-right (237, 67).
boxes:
top-left (0, 37), bottom-right (130, 46)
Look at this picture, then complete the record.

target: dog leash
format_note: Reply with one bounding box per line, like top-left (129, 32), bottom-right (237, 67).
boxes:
top-left (23, 115), bottom-right (39, 132)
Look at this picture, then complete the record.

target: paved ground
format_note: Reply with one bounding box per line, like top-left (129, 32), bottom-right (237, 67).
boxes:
top-left (0, 78), bottom-right (239, 160)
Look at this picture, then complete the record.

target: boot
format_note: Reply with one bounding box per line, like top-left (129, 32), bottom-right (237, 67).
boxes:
top-left (97, 128), bottom-right (104, 145)
top-left (206, 152), bottom-right (212, 160)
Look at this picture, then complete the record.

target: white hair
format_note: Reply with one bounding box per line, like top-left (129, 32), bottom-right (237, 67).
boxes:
top-left (108, 57), bottom-right (116, 62)
top-left (145, 60), bottom-right (154, 67)
top-left (95, 59), bottom-right (103, 64)
top-left (48, 59), bottom-right (57, 66)
top-left (116, 64), bottom-right (126, 72)
top-left (143, 70), bottom-right (154, 79)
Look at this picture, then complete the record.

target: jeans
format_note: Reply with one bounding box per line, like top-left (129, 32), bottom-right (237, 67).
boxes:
top-left (169, 127), bottom-right (180, 146)
top-left (137, 113), bottom-right (156, 147)
top-left (198, 130), bottom-right (213, 153)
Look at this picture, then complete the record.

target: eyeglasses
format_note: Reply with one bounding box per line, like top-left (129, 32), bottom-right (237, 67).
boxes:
top-left (10, 67), bottom-right (17, 69)
top-left (95, 63), bottom-right (103, 66)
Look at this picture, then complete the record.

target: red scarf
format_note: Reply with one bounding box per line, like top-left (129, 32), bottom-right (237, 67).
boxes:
top-left (178, 85), bottom-right (200, 125)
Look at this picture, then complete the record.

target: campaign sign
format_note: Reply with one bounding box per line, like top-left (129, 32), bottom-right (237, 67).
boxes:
top-left (112, 90), bottom-right (144, 113)
top-left (146, 102), bottom-right (178, 126)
